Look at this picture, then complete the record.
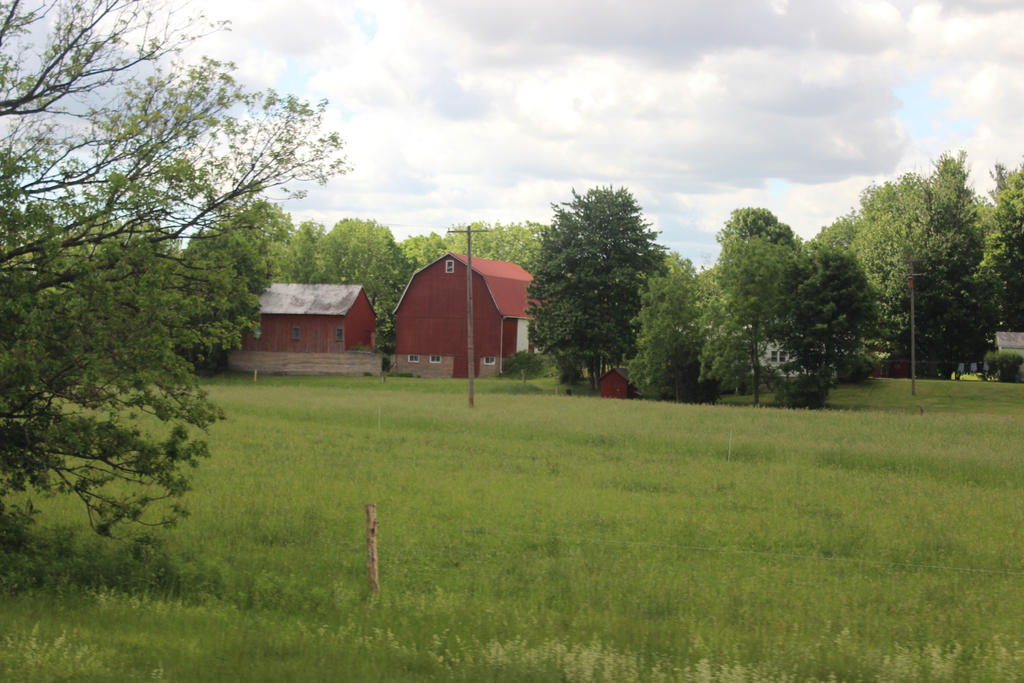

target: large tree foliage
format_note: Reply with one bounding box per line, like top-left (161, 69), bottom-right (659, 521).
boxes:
top-left (701, 208), bottom-right (797, 406)
top-left (629, 255), bottom-right (716, 402)
top-left (0, 0), bottom-right (346, 533)
top-left (314, 219), bottom-right (412, 353)
top-left (442, 221), bottom-right (544, 274)
top-left (528, 187), bottom-right (665, 386)
top-left (775, 243), bottom-right (876, 408)
top-left (850, 152), bottom-right (993, 374)
top-left (178, 201), bottom-right (292, 374)
top-left (275, 218), bottom-right (413, 354)
top-left (399, 222), bottom-right (544, 274)
top-left (400, 232), bottom-right (448, 270)
top-left (278, 220), bottom-right (327, 284)
top-left (982, 168), bottom-right (1024, 330)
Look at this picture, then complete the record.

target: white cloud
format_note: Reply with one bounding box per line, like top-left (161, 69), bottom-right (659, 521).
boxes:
top-left (170, 0), bottom-right (1024, 260)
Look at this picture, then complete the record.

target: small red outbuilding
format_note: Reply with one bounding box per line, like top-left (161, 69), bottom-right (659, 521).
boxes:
top-left (599, 368), bottom-right (640, 399)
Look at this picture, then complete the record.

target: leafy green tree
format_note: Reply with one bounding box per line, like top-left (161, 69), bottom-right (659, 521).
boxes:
top-left (443, 221), bottom-right (545, 274)
top-left (279, 220), bottom-right (328, 283)
top-left (701, 209), bottom-right (797, 406)
top-left (0, 0), bottom-right (346, 533)
top-left (850, 152), bottom-right (993, 374)
top-left (983, 168), bottom-right (1024, 330)
top-left (276, 218), bottom-right (412, 354)
top-left (717, 207), bottom-right (799, 249)
top-left (179, 201), bottom-right (292, 374)
top-left (815, 212), bottom-right (860, 251)
top-left (630, 255), bottom-right (716, 402)
top-left (316, 218), bottom-right (413, 353)
top-left (988, 160), bottom-right (1023, 202)
top-left (529, 187), bottom-right (665, 387)
top-left (775, 243), bottom-right (876, 408)
top-left (400, 232), bottom-right (449, 269)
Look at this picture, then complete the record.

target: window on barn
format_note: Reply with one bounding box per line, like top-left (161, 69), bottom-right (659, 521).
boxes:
top-left (483, 356), bottom-right (496, 365)
top-left (445, 259), bottom-right (454, 273)
top-left (429, 355), bottom-right (441, 363)
top-left (335, 328), bottom-right (344, 342)
top-left (292, 326), bottom-right (300, 340)
top-left (408, 354), bottom-right (420, 363)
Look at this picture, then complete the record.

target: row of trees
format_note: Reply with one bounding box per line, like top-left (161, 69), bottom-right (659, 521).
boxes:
top-left (524, 197), bottom-right (874, 409)
top-left (817, 151), bottom-right (1012, 377)
top-left (237, 153), bottom-right (1018, 408)
top-left (529, 152), bottom-right (1023, 408)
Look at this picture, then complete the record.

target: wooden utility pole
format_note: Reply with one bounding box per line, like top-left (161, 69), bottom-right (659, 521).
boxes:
top-left (447, 224), bottom-right (489, 408)
top-left (907, 259), bottom-right (923, 397)
top-left (366, 503), bottom-right (379, 595)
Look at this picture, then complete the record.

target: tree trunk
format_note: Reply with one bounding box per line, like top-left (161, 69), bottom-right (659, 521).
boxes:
top-left (751, 342), bottom-right (761, 407)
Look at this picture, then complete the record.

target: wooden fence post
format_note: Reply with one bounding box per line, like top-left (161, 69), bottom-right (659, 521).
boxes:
top-left (366, 503), bottom-right (380, 595)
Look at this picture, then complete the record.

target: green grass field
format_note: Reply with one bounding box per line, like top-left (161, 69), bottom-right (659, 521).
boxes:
top-left (3, 376), bottom-right (1024, 681)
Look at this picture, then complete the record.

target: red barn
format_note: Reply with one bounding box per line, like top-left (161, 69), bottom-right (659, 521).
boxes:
top-left (393, 253), bottom-right (532, 378)
top-left (228, 283), bottom-right (381, 375)
top-left (600, 368), bottom-right (640, 399)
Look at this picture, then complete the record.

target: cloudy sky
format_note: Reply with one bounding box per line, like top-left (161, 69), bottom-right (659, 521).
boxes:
top-left (189, 0), bottom-right (1024, 266)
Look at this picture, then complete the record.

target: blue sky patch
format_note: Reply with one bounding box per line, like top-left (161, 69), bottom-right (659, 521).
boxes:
top-left (894, 75), bottom-right (978, 142)
top-left (355, 10), bottom-right (378, 40)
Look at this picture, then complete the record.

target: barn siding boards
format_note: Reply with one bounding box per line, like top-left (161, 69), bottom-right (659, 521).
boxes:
top-left (230, 284), bottom-right (378, 376)
top-left (239, 284), bottom-right (377, 354)
top-left (228, 351), bottom-right (382, 376)
top-left (242, 313), bottom-right (347, 353)
top-left (501, 318), bottom-right (519, 366)
top-left (600, 368), bottom-right (639, 399)
top-left (393, 253), bottom-right (532, 379)
top-left (342, 288), bottom-right (377, 350)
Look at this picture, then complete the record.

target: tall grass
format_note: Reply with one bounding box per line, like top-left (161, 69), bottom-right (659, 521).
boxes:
top-left (3, 375), bottom-right (1024, 680)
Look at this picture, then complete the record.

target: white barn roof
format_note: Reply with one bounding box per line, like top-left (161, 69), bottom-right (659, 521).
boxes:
top-left (259, 283), bottom-right (364, 316)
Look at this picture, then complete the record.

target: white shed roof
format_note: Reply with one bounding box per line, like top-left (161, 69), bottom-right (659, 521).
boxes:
top-left (259, 283), bottom-right (364, 315)
top-left (995, 331), bottom-right (1024, 349)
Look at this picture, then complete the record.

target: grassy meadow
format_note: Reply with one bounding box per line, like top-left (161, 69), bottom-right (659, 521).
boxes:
top-left (3, 375), bottom-right (1024, 680)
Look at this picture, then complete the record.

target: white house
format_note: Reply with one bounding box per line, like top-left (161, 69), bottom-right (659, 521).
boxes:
top-left (995, 332), bottom-right (1024, 380)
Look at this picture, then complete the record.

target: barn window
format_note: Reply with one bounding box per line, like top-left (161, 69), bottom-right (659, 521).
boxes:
top-left (445, 259), bottom-right (454, 273)
top-left (292, 326), bottom-right (300, 340)
top-left (335, 327), bottom-right (344, 342)
top-left (408, 354), bottom-right (420, 363)
top-left (483, 356), bottom-right (496, 365)
top-left (429, 355), bottom-right (441, 363)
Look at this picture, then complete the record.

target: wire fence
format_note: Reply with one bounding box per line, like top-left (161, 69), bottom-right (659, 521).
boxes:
top-left (406, 526), bottom-right (1024, 577)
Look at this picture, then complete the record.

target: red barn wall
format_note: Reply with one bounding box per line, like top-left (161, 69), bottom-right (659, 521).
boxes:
top-left (242, 314), bottom-right (347, 353)
top-left (500, 318), bottom-right (520, 369)
top-left (601, 372), bottom-right (631, 399)
top-left (395, 257), bottom-right (505, 378)
top-left (343, 288), bottom-right (377, 350)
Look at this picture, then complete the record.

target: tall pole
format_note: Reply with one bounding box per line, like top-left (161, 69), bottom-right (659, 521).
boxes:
top-left (466, 229), bottom-right (475, 408)
top-left (448, 224), bottom-right (489, 408)
top-left (907, 259), bottom-right (922, 397)
top-left (910, 272), bottom-right (917, 396)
